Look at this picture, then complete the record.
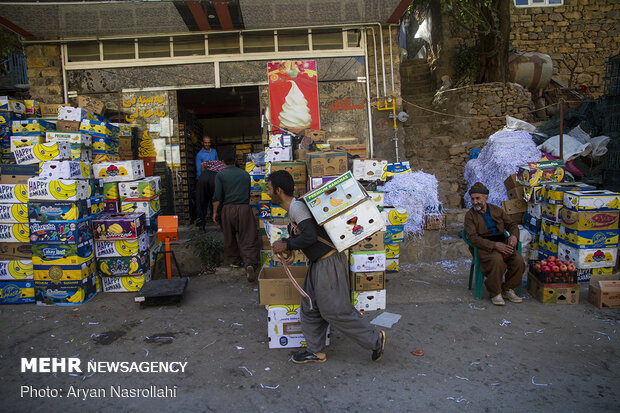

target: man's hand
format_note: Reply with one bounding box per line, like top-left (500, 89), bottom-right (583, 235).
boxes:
top-left (212, 212), bottom-right (218, 224)
top-left (201, 163), bottom-right (206, 171)
top-left (507, 235), bottom-right (518, 248)
top-left (495, 242), bottom-right (514, 255)
top-left (272, 239), bottom-right (288, 254)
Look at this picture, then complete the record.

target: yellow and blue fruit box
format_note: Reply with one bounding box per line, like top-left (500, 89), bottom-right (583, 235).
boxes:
top-left (39, 161), bottom-right (91, 180)
top-left (0, 184), bottom-right (28, 203)
top-left (385, 243), bottom-right (400, 259)
top-left (92, 212), bottom-right (146, 240)
top-left (351, 289), bottom-right (386, 313)
top-left (11, 119), bottom-right (55, 135)
top-left (71, 145), bottom-right (93, 162)
top-left (117, 177), bottom-right (161, 201)
top-left (0, 96), bottom-right (26, 113)
top-left (381, 207), bottom-right (408, 226)
top-left (0, 111), bottom-right (25, 125)
top-left (58, 106), bottom-right (98, 122)
top-left (46, 131), bottom-right (92, 146)
top-left (267, 304), bottom-right (331, 349)
top-left (89, 195), bottom-right (104, 215)
top-left (0, 280), bottom-right (35, 304)
top-left (563, 190), bottom-right (620, 212)
top-left (27, 178), bottom-right (90, 202)
top-left (368, 191), bottom-right (385, 209)
top-left (382, 161), bottom-right (411, 180)
top-left (386, 258), bottom-right (399, 273)
top-left (541, 182), bottom-right (596, 204)
top-left (0, 260), bottom-right (33, 280)
top-left (31, 240), bottom-right (94, 266)
top-left (538, 232), bottom-right (559, 255)
top-left (270, 204), bottom-right (287, 218)
top-left (576, 267), bottom-right (614, 283)
top-left (560, 209), bottom-right (619, 231)
top-left (28, 199), bottom-right (95, 222)
top-left (79, 119), bottom-right (119, 139)
top-left (517, 160), bottom-right (564, 187)
top-left (245, 162), bottom-right (265, 175)
top-left (35, 274), bottom-right (97, 305)
top-left (10, 135), bottom-right (45, 152)
top-left (13, 142), bottom-right (71, 165)
top-left (267, 161), bottom-right (307, 183)
top-left (303, 171), bottom-right (367, 225)
top-left (111, 123), bottom-right (132, 137)
top-left (29, 217), bottom-right (93, 245)
top-left (558, 241), bottom-right (618, 269)
top-left (94, 233), bottom-right (150, 258)
top-left (93, 160), bottom-right (145, 183)
top-left (541, 202), bottom-right (563, 223)
top-left (92, 137), bottom-right (119, 154)
top-left (559, 227), bottom-right (619, 249)
top-left (250, 175), bottom-right (265, 195)
top-left (0, 223), bottom-right (29, 243)
top-left (97, 251), bottom-right (150, 277)
top-left (384, 225), bottom-right (404, 244)
top-left (120, 197), bottom-right (160, 218)
top-left (101, 272), bottom-right (151, 293)
top-left (0, 203), bottom-right (28, 223)
top-left (34, 257), bottom-right (95, 282)
top-left (541, 220), bottom-right (560, 237)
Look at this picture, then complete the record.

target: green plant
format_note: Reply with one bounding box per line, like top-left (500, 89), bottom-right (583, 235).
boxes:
top-left (189, 228), bottom-right (224, 272)
top-left (454, 41), bottom-right (481, 86)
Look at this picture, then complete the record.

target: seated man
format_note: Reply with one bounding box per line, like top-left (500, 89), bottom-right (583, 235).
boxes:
top-left (464, 182), bottom-right (525, 306)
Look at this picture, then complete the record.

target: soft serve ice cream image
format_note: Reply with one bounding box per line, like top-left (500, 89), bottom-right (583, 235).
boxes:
top-left (278, 81), bottom-right (312, 132)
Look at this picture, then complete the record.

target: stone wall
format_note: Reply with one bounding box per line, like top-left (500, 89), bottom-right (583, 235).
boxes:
top-left (511, 0), bottom-right (619, 97)
top-left (25, 44), bottom-right (64, 103)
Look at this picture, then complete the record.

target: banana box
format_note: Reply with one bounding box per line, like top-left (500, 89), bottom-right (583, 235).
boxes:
top-left (368, 191), bottom-right (384, 209)
top-left (11, 119), bottom-right (55, 135)
top-left (516, 160), bottom-right (565, 187)
top-left (260, 190), bottom-right (271, 201)
top-left (382, 161), bottom-right (411, 180)
top-left (381, 207), bottom-right (408, 226)
top-left (92, 153), bottom-right (119, 164)
top-left (24, 100), bottom-right (39, 116)
top-left (270, 204), bottom-right (287, 218)
top-left (27, 178), bottom-right (89, 201)
top-left (563, 190), bottom-right (620, 212)
top-left (0, 242), bottom-right (32, 260)
top-left (0, 223), bottom-right (29, 243)
top-left (559, 227), bottom-right (619, 249)
top-left (144, 212), bottom-right (161, 232)
top-left (538, 232), bottom-right (559, 255)
top-left (10, 135), bottom-right (45, 151)
top-left (267, 161), bottom-right (307, 183)
top-left (103, 182), bottom-right (119, 201)
top-left (351, 289), bottom-right (386, 313)
top-left (0, 96), bottom-right (26, 113)
top-left (386, 258), bottom-right (399, 272)
top-left (0, 164), bottom-right (39, 185)
top-left (34, 257), bottom-right (95, 281)
top-left (28, 199), bottom-right (94, 222)
top-left (527, 202), bottom-right (542, 219)
top-left (349, 230), bottom-right (385, 252)
top-left (0, 260), bottom-right (33, 280)
top-left (323, 199), bottom-right (384, 252)
top-left (117, 177), bottom-right (161, 200)
top-left (541, 220), bottom-right (560, 237)
top-left (350, 271), bottom-right (385, 291)
top-left (262, 220), bottom-right (288, 245)
top-left (79, 119), bottom-right (119, 139)
top-left (101, 272), bottom-right (151, 293)
top-left (0, 184), bottom-right (28, 203)
top-left (0, 111), bottom-right (25, 125)
top-left (97, 250), bottom-right (150, 277)
top-left (384, 225), bottom-right (404, 244)
top-left (93, 160), bottom-right (145, 183)
top-left (560, 209), bottom-right (619, 231)
top-left (35, 274), bottom-right (97, 305)
top-left (260, 249), bottom-right (272, 267)
top-left (249, 175), bottom-right (266, 196)
top-left (29, 218), bottom-right (93, 245)
top-left (245, 162), bottom-right (265, 175)
top-left (268, 133), bottom-right (292, 148)
top-left (0, 203), bottom-right (28, 223)
top-left (39, 161), bottom-right (91, 180)
top-left (385, 243), bottom-right (400, 259)
top-left (0, 280), bottom-right (35, 304)
top-left (71, 145), bottom-right (93, 162)
top-left (94, 233), bottom-right (150, 258)
top-left (31, 240), bottom-right (94, 266)
top-left (90, 195), bottom-right (104, 215)
top-left (13, 142), bottom-right (71, 165)
top-left (92, 137), bottom-right (119, 154)
top-left (309, 176), bottom-right (337, 191)
top-left (557, 241), bottom-right (618, 269)
top-left (349, 250), bottom-right (386, 272)
top-left (306, 151), bottom-right (348, 177)
top-left (46, 131), bottom-right (92, 146)
top-left (267, 304), bottom-right (331, 349)
top-left (541, 202), bottom-right (563, 223)
top-left (352, 159), bottom-right (388, 182)
top-left (303, 171), bottom-right (367, 225)
top-left (542, 182), bottom-right (596, 204)
top-left (92, 212), bottom-right (146, 240)
top-left (111, 123), bottom-right (132, 137)
top-left (120, 197), bottom-right (160, 218)
top-left (523, 213), bottom-right (542, 233)
top-left (258, 202), bottom-right (271, 220)
top-left (576, 267), bottom-right (614, 283)
top-left (104, 200), bottom-right (119, 213)
top-left (58, 106), bottom-right (97, 122)
top-left (270, 249), bottom-right (308, 267)
top-left (264, 147), bottom-right (292, 163)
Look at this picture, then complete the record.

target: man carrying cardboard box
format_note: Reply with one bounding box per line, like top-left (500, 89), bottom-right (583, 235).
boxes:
top-left (464, 182), bottom-right (525, 306)
top-left (268, 170), bottom-right (386, 364)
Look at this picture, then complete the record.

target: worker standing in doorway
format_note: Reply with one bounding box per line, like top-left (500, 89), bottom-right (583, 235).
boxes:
top-left (195, 135), bottom-right (219, 229)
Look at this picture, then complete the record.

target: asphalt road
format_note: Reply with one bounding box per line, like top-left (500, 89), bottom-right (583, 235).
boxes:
top-left (1, 260), bottom-right (618, 412)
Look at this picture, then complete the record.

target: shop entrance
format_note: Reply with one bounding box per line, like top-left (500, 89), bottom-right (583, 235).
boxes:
top-left (176, 86), bottom-right (262, 222)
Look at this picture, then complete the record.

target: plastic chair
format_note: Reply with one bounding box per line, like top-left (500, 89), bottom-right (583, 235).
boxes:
top-left (461, 229), bottom-right (521, 300)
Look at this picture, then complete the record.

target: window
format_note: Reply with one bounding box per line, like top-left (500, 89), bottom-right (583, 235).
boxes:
top-left (277, 30), bottom-right (309, 52)
top-left (311, 28), bottom-right (343, 50)
top-left (67, 41), bottom-right (99, 62)
top-left (102, 40), bottom-right (135, 60)
top-left (173, 35), bottom-right (205, 57)
top-left (208, 33), bottom-right (240, 55)
top-left (138, 38), bottom-right (170, 59)
top-left (514, 0), bottom-right (563, 7)
top-left (242, 32), bottom-right (275, 53)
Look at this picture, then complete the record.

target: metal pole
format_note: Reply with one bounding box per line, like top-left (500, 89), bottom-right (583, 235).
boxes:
top-left (559, 98), bottom-right (564, 160)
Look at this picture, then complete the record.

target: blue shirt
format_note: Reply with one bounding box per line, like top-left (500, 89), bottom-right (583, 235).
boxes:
top-left (479, 207), bottom-right (498, 235)
top-left (195, 148), bottom-right (218, 178)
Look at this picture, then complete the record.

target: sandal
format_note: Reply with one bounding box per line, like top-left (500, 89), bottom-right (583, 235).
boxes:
top-left (291, 350), bottom-right (326, 364)
top-left (372, 330), bottom-right (386, 361)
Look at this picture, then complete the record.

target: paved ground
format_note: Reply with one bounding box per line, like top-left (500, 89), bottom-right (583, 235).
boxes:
top-left (1, 259), bottom-right (619, 412)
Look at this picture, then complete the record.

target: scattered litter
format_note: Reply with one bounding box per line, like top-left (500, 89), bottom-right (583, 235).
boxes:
top-left (594, 331), bottom-right (611, 340)
top-left (412, 350), bottom-right (424, 357)
top-left (470, 362), bottom-right (480, 366)
top-left (455, 376), bottom-right (470, 381)
top-left (409, 280), bottom-right (430, 285)
top-left (260, 384), bottom-right (279, 390)
top-left (525, 328), bottom-right (545, 336)
top-left (202, 340), bottom-right (216, 349)
top-left (447, 396), bottom-right (467, 403)
top-left (239, 366), bottom-right (253, 376)
top-left (231, 323), bottom-right (244, 327)
top-left (88, 322), bottom-right (99, 325)
top-left (144, 349), bottom-right (149, 357)
top-left (297, 385), bottom-right (300, 390)
top-left (500, 319), bottom-right (511, 327)
top-left (81, 372), bottom-right (95, 381)
top-left (50, 335), bottom-right (55, 337)
top-left (489, 382), bottom-right (500, 386)
top-left (468, 303), bottom-right (486, 311)
top-left (72, 314), bottom-right (80, 317)
top-left (236, 346), bottom-right (245, 350)
top-left (265, 367), bottom-right (270, 371)
top-left (417, 373), bottom-right (426, 376)
top-left (370, 312), bottom-right (402, 328)
top-left (218, 319), bottom-right (225, 323)
top-left (68, 373), bottom-right (80, 377)
top-left (531, 376), bottom-right (549, 386)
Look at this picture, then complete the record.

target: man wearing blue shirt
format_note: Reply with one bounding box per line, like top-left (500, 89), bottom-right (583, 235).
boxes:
top-left (195, 136), bottom-right (218, 228)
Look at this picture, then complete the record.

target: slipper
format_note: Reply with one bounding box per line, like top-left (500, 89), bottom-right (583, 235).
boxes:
top-left (372, 330), bottom-right (386, 361)
top-left (291, 350), bottom-right (326, 364)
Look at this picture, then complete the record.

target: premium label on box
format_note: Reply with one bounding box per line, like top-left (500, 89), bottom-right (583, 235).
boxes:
top-left (46, 131), bottom-right (92, 146)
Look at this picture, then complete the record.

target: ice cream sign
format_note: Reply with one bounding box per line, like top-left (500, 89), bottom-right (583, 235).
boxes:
top-left (268, 61), bottom-right (320, 132)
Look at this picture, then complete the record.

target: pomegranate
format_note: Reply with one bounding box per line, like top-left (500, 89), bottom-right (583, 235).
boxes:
top-left (552, 265), bottom-right (560, 272)
top-left (559, 264), bottom-right (568, 271)
top-left (568, 264), bottom-right (576, 271)
top-left (548, 256), bottom-right (556, 262)
top-left (540, 259), bottom-right (548, 267)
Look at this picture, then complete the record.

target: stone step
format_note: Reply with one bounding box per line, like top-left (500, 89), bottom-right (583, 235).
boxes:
top-left (399, 227), bottom-right (471, 264)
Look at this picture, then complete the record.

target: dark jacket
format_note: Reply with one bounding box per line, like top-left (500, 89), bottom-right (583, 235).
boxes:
top-left (464, 203), bottom-right (520, 253)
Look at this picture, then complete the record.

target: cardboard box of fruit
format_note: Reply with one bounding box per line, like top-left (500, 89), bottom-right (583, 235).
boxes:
top-left (529, 257), bottom-right (577, 284)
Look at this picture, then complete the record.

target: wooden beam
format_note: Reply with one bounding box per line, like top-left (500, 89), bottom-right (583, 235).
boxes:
top-left (213, 0), bottom-right (234, 31)
top-left (186, 1), bottom-right (211, 31)
top-left (0, 16), bottom-right (34, 38)
top-left (387, 0), bottom-right (411, 24)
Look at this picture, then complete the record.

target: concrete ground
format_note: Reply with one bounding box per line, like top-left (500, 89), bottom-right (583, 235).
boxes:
top-left (1, 258), bottom-right (619, 412)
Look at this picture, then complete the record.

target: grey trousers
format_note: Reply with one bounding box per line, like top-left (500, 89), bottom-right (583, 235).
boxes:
top-left (300, 251), bottom-right (381, 354)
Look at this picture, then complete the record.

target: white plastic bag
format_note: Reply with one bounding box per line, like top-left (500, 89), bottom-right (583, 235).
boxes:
top-left (537, 134), bottom-right (592, 161)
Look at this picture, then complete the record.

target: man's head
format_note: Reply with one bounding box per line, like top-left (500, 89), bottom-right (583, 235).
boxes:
top-left (202, 136), bottom-right (211, 150)
top-left (266, 170), bottom-right (294, 205)
top-left (220, 149), bottom-right (236, 166)
top-left (469, 182), bottom-right (489, 212)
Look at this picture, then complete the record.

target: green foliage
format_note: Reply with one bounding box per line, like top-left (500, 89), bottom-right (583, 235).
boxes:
top-left (189, 229), bottom-right (224, 272)
top-left (454, 41), bottom-right (481, 86)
